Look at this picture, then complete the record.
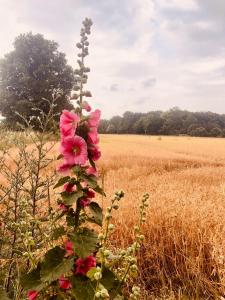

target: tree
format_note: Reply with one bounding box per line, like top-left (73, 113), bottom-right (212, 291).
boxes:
top-left (189, 127), bottom-right (208, 137)
top-left (210, 127), bottom-right (222, 137)
top-left (0, 33), bottom-right (74, 128)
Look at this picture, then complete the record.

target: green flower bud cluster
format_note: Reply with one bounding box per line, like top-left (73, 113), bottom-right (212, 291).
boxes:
top-left (73, 18), bottom-right (93, 106)
top-left (95, 284), bottom-right (109, 299)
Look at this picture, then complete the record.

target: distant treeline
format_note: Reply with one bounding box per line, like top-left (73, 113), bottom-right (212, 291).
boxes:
top-left (99, 108), bottom-right (225, 137)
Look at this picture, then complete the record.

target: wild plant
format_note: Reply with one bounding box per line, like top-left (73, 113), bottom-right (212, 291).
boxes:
top-left (17, 18), bottom-right (149, 300)
top-left (0, 97), bottom-right (59, 299)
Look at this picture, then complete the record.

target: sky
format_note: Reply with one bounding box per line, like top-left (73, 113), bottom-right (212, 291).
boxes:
top-left (0, 0), bottom-right (225, 119)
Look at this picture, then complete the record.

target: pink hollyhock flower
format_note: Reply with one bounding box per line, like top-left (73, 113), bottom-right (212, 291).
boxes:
top-left (60, 135), bottom-right (88, 165)
top-left (82, 101), bottom-right (92, 112)
top-left (59, 203), bottom-right (68, 212)
top-left (88, 126), bottom-right (99, 144)
top-left (80, 198), bottom-right (91, 208)
top-left (28, 290), bottom-right (38, 300)
top-left (60, 110), bottom-right (80, 138)
top-left (88, 109), bottom-right (101, 127)
top-left (59, 275), bottom-right (72, 289)
top-left (86, 189), bottom-right (95, 198)
top-left (87, 166), bottom-right (98, 177)
top-left (65, 240), bottom-right (74, 256)
top-left (88, 145), bottom-right (101, 161)
top-left (63, 183), bottom-right (76, 193)
top-left (56, 163), bottom-right (72, 175)
top-left (75, 255), bottom-right (96, 275)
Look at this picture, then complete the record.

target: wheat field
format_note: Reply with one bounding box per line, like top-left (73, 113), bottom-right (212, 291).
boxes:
top-left (94, 135), bottom-right (225, 299)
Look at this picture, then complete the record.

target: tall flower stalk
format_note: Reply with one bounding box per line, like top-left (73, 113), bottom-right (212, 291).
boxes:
top-left (18, 18), bottom-right (148, 300)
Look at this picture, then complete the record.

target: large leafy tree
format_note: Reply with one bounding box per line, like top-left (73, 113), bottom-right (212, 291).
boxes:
top-left (0, 32), bottom-right (74, 127)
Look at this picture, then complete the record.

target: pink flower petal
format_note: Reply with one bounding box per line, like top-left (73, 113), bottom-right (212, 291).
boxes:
top-left (75, 256), bottom-right (96, 275)
top-left (59, 275), bottom-right (72, 289)
top-left (65, 240), bottom-right (74, 256)
top-left (88, 109), bottom-right (101, 127)
top-left (28, 290), bottom-right (38, 300)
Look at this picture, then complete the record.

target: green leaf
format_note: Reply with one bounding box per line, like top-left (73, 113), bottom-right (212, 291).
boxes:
top-left (66, 214), bottom-right (76, 227)
top-left (70, 276), bottom-right (95, 300)
top-left (61, 190), bottom-right (83, 206)
top-left (51, 226), bottom-right (66, 240)
top-left (93, 185), bottom-right (106, 196)
top-left (21, 263), bottom-right (44, 292)
top-left (70, 228), bottom-right (98, 258)
top-left (80, 174), bottom-right (106, 196)
top-left (101, 268), bottom-right (120, 292)
top-left (88, 202), bottom-right (103, 226)
top-left (81, 174), bottom-right (97, 188)
top-left (54, 176), bottom-right (70, 189)
top-left (40, 246), bottom-right (74, 283)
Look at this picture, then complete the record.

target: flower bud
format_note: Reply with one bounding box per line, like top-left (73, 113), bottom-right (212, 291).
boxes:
top-left (105, 212), bottom-right (111, 220)
top-left (130, 264), bottom-right (138, 272)
top-left (103, 250), bottom-right (110, 257)
top-left (94, 272), bottom-right (102, 280)
top-left (100, 288), bottom-right (109, 298)
top-left (108, 224), bottom-right (114, 231)
top-left (98, 233), bottom-right (104, 240)
top-left (95, 292), bottom-right (101, 298)
top-left (139, 234), bottom-right (145, 241)
top-left (112, 204), bottom-right (119, 210)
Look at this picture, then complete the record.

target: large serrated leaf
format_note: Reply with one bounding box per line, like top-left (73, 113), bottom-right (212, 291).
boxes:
top-left (88, 202), bottom-right (103, 226)
top-left (81, 174), bottom-right (97, 188)
top-left (40, 246), bottom-right (74, 283)
top-left (21, 263), bottom-right (44, 292)
top-left (101, 268), bottom-right (121, 292)
top-left (61, 190), bottom-right (83, 206)
top-left (70, 276), bottom-right (95, 300)
top-left (54, 176), bottom-right (70, 189)
top-left (70, 228), bottom-right (97, 258)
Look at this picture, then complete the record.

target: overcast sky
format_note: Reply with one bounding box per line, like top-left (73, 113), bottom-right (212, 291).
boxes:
top-left (0, 0), bottom-right (225, 118)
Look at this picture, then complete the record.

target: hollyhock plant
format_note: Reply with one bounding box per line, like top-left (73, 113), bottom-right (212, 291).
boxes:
top-left (21, 18), bottom-right (147, 300)
top-left (75, 256), bottom-right (96, 275)
top-left (60, 135), bottom-right (88, 165)
top-left (60, 110), bottom-right (80, 138)
top-left (28, 290), bottom-right (38, 300)
top-left (59, 276), bottom-right (72, 289)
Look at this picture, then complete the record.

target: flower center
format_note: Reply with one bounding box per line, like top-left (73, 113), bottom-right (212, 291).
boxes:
top-left (73, 146), bottom-right (80, 155)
